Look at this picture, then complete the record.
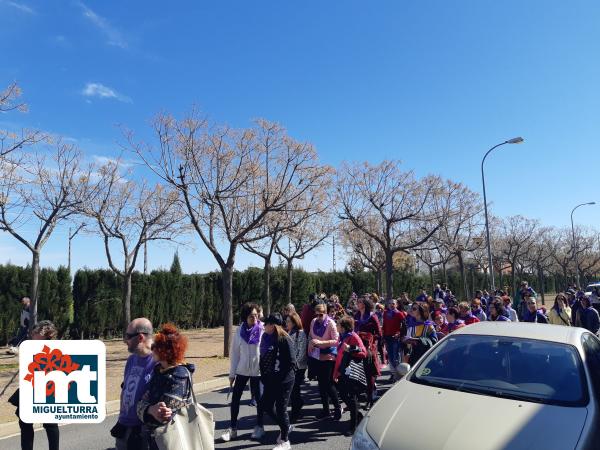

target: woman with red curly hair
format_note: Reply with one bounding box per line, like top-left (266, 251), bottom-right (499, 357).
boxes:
top-left (136, 323), bottom-right (195, 449)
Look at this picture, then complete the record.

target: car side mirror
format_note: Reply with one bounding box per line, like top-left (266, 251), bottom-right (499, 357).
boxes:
top-left (397, 362), bottom-right (411, 377)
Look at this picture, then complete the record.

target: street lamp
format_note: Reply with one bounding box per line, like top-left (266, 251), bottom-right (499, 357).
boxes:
top-left (570, 202), bottom-right (595, 289)
top-left (481, 137), bottom-right (524, 292)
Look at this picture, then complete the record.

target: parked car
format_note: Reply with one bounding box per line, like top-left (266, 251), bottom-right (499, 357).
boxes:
top-left (351, 322), bottom-right (600, 450)
top-left (584, 282), bottom-right (600, 306)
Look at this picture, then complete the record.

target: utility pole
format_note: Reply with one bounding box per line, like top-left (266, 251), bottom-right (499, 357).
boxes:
top-left (332, 235), bottom-right (336, 272)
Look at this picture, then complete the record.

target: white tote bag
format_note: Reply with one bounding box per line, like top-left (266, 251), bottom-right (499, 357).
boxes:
top-left (152, 370), bottom-right (215, 450)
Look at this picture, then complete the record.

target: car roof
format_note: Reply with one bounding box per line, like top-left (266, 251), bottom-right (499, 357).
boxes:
top-left (586, 282), bottom-right (600, 288)
top-left (451, 321), bottom-right (587, 346)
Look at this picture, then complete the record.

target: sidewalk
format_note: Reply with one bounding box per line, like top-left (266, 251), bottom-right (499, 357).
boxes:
top-left (0, 376), bottom-right (230, 440)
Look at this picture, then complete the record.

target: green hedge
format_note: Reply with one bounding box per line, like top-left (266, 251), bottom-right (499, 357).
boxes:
top-left (0, 264), bottom-right (72, 345)
top-left (0, 260), bottom-right (557, 343)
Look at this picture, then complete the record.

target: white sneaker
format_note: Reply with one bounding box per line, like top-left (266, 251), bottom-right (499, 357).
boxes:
top-left (273, 440), bottom-right (291, 450)
top-left (221, 428), bottom-right (237, 442)
top-left (7, 346), bottom-right (18, 355)
top-left (277, 425), bottom-right (294, 444)
top-left (251, 425), bottom-right (265, 440)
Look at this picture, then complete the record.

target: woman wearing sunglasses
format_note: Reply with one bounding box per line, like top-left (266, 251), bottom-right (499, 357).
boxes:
top-left (221, 302), bottom-right (264, 442)
top-left (308, 302), bottom-right (342, 421)
top-left (403, 302), bottom-right (438, 366)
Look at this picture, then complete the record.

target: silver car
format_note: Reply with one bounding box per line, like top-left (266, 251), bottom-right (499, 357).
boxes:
top-left (351, 322), bottom-right (600, 450)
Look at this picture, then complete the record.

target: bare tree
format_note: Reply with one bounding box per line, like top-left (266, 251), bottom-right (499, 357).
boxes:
top-left (0, 82), bottom-right (47, 160)
top-left (524, 226), bottom-right (555, 304)
top-left (83, 161), bottom-right (183, 331)
top-left (415, 246), bottom-right (444, 293)
top-left (550, 228), bottom-right (575, 291)
top-left (0, 141), bottom-right (93, 329)
top-left (498, 215), bottom-right (540, 298)
top-left (337, 160), bottom-right (443, 298)
top-left (434, 180), bottom-right (484, 301)
top-left (339, 220), bottom-right (386, 293)
top-left (131, 114), bottom-right (331, 356)
top-left (576, 228), bottom-right (600, 287)
top-left (275, 209), bottom-right (334, 304)
top-left (241, 220), bottom-right (281, 316)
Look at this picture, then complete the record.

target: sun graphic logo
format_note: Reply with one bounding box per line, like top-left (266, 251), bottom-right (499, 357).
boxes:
top-left (19, 340), bottom-right (106, 424)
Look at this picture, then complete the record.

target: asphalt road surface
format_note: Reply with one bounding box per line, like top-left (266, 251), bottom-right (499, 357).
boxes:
top-left (2, 371), bottom-right (395, 450)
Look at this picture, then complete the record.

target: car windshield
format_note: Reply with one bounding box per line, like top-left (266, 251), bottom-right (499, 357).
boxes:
top-left (409, 335), bottom-right (588, 407)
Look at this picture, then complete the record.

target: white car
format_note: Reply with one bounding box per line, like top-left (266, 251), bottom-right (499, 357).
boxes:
top-left (584, 282), bottom-right (600, 306)
top-left (351, 322), bottom-right (600, 450)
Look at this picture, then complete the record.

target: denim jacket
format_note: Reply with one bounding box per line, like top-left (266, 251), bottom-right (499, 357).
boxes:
top-left (136, 363), bottom-right (195, 429)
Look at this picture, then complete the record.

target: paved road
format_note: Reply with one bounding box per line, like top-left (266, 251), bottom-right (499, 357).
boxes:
top-left (1, 372), bottom-right (395, 450)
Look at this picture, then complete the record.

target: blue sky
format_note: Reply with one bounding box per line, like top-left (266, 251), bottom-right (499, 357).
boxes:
top-left (1, 1), bottom-right (599, 274)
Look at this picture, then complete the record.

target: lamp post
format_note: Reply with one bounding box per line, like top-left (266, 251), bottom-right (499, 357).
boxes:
top-left (570, 202), bottom-right (595, 289)
top-left (481, 137), bottom-right (524, 292)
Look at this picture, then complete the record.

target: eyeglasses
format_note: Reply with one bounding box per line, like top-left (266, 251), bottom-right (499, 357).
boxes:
top-left (527, 302), bottom-right (536, 305)
top-left (411, 307), bottom-right (419, 311)
top-left (125, 332), bottom-right (141, 340)
top-left (316, 312), bottom-right (326, 316)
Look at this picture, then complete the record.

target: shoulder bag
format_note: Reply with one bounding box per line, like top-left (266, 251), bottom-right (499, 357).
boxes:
top-left (152, 369), bottom-right (215, 450)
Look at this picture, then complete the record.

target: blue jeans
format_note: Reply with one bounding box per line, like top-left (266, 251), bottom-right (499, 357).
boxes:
top-left (384, 336), bottom-right (401, 369)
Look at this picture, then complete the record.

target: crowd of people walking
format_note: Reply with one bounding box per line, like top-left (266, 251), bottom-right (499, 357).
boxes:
top-left (5, 279), bottom-right (599, 450)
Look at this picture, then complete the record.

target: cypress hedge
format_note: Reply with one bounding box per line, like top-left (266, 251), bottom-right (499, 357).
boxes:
top-left (0, 260), bottom-right (552, 343)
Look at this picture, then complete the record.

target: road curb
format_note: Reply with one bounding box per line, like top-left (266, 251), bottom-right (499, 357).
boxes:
top-left (0, 376), bottom-right (230, 440)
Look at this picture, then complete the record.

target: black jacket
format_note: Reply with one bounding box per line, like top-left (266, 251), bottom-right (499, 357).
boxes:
top-left (260, 335), bottom-right (296, 384)
top-left (136, 363), bottom-right (195, 429)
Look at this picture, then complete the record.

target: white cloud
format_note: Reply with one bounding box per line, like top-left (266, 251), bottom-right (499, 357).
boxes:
top-left (2, 1), bottom-right (35, 14)
top-left (81, 82), bottom-right (132, 103)
top-left (77, 1), bottom-right (127, 49)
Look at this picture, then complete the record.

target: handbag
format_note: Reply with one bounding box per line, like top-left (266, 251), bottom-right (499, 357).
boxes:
top-left (152, 369), bottom-right (215, 450)
top-left (344, 357), bottom-right (367, 387)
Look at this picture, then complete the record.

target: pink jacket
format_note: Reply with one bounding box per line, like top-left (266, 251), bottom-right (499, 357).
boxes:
top-left (308, 316), bottom-right (339, 362)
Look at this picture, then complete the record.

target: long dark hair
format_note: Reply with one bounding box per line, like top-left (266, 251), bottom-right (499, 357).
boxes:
top-left (491, 300), bottom-right (506, 319)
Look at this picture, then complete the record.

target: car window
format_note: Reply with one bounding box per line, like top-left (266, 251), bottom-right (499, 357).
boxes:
top-left (409, 335), bottom-right (588, 407)
top-left (581, 333), bottom-right (600, 396)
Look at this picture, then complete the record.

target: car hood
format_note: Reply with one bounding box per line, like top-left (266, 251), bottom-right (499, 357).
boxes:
top-left (367, 380), bottom-right (587, 450)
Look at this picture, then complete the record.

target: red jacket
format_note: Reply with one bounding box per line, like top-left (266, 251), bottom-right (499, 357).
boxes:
top-left (333, 332), bottom-right (367, 381)
top-left (382, 309), bottom-right (407, 337)
top-left (461, 314), bottom-right (480, 325)
top-left (301, 303), bottom-right (315, 336)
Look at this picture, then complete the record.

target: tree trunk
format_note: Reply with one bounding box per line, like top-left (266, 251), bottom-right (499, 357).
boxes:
top-left (122, 272), bottom-right (132, 333)
top-left (222, 265), bottom-right (234, 357)
top-left (286, 260), bottom-right (293, 305)
top-left (429, 266), bottom-right (434, 293)
top-left (385, 250), bottom-right (394, 298)
top-left (263, 257), bottom-right (271, 315)
top-left (442, 262), bottom-right (448, 284)
top-left (538, 265), bottom-right (545, 305)
top-left (457, 252), bottom-right (469, 301)
top-left (29, 249), bottom-right (41, 331)
top-left (511, 262), bottom-right (517, 301)
top-left (376, 269), bottom-right (382, 297)
top-left (470, 266), bottom-right (475, 298)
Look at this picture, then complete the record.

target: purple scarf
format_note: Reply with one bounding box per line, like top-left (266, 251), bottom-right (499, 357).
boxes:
top-left (240, 320), bottom-right (263, 345)
top-left (385, 308), bottom-right (398, 320)
top-left (312, 316), bottom-right (330, 337)
top-left (259, 331), bottom-right (275, 356)
top-left (354, 311), bottom-right (373, 331)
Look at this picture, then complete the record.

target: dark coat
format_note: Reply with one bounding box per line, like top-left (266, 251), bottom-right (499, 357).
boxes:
top-left (136, 363), bottom-right (195, 429)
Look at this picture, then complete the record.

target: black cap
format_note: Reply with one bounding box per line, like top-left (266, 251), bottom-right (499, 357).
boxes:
top-left (264, 313), bottom-right (283, 326)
